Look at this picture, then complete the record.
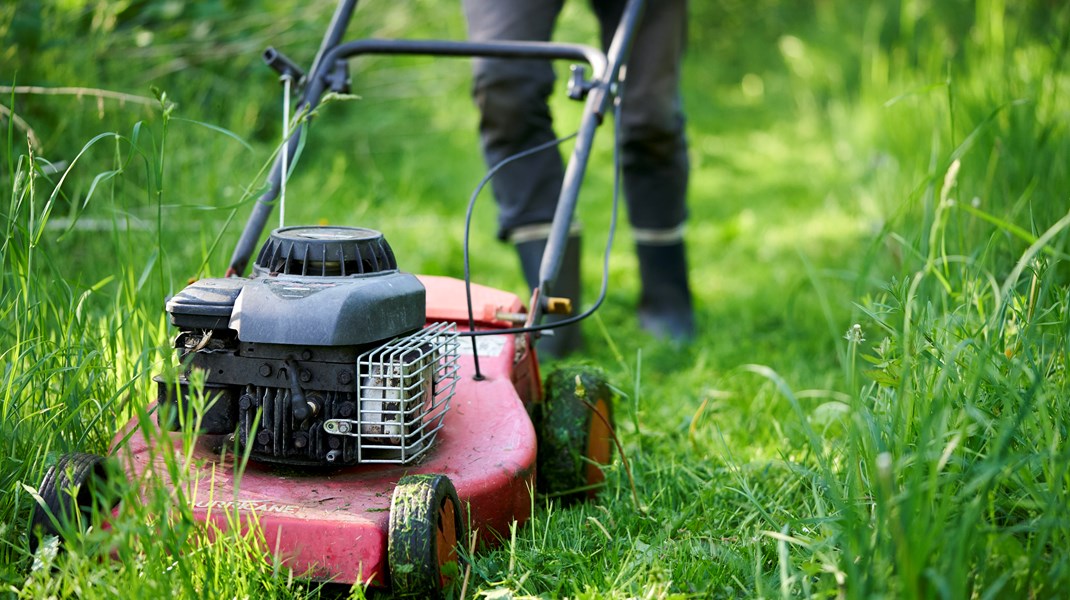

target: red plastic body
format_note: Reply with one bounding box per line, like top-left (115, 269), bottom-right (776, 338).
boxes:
top-left (112, 275), bottom-right (541, 585)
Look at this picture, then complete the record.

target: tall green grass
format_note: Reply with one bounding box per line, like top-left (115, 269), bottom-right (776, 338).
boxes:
top-left (3, 0), bottom-right (1069, 597)
top-left (462, 1), bottom-right (1070, 597)
top-left (3, 101), bottom-right (347, 598)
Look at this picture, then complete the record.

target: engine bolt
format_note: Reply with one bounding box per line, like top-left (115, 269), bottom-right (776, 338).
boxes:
top-left (338, 401), bottom-right (356, 418)
top-left (338, 371), bottom-right (353, 385)
top-left (300, 369), bottom-right (312, 383)
top-left (256, 430), bottom-right (271, 445)
top-left (301, 349), bottom-right (313, 360)
top-left (239, 394), bottom-right (253, 410)
top-left (328, 437), bottom-right (341, 449)
top-left (293, 432), bottom-right (308, 449)
top-left (259, 363), bottom-right (272, 377)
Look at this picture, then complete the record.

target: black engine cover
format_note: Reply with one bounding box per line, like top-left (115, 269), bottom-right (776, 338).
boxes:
top-left (159, 225), bottom-right (429, 466)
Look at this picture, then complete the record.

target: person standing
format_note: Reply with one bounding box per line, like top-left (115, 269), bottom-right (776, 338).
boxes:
top-left (463, 0), bottom-right (694, 356)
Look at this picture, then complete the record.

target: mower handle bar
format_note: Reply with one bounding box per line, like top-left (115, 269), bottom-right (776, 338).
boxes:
top-left (227, 40), bottom-right (607, 276)
top-left (228, 0), bottom-right (646, 328)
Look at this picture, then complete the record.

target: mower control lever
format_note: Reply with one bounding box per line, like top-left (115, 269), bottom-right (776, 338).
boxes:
top-left (544, 297), bottom-right (573, 315)
top-left (264, 47), bottom-right (306, 83)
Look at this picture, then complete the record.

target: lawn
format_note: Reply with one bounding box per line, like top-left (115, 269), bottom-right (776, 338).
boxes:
top-left (3, 0), bottom-right (1069, 598)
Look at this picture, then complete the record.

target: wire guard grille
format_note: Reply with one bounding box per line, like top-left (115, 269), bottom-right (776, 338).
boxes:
top-left (323, 322), bottom-right (459, 464)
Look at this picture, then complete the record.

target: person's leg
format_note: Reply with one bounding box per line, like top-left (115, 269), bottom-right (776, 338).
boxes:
top-left (593, 0), bottom-right (694, 340)
top-left (463, 0), bottom-right (583, 357)
top-left (463, 0), bottom-right (566, 239)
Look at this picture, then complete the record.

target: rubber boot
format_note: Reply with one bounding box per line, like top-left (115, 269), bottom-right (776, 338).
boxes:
top-left (636, 241), bottom-right (695, 342)
top-left (515, 234), bottom-right (583, 358)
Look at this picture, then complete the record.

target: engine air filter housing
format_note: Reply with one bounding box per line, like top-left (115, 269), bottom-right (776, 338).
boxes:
top-left (253, 226), bottom-right (398, 277)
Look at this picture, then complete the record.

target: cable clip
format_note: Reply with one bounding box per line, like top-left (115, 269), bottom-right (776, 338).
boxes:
top-left (567, 65), bottom-right (594, 101)
top-left (325, 59), bottom-right (351, 94)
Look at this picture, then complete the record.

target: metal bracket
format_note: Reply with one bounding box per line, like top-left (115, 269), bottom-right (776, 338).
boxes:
top-left (325, 59), bottom-right (351, 94)
top-left (323, 419), bottom-right (360, 436)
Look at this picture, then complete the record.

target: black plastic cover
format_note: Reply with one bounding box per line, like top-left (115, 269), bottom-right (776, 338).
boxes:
top-left (229, 272), bottom-right (425, 346)
top-left (166, 277), bottom-right (246, 330)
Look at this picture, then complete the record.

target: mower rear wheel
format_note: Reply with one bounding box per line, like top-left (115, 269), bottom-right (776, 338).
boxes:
top-left (29, 453), bottom-right (117, 552)
top-left (537, 366), bottom-right (615, 503)
top-left (388, 474), bottom-right (464, 599)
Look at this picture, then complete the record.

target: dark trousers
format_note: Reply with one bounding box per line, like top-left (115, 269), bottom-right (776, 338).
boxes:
top-left (462, 0), bottom-right (690, 243)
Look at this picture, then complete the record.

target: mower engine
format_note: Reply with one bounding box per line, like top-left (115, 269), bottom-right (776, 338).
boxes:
top-left (157, 226), bottom-right (460, 467)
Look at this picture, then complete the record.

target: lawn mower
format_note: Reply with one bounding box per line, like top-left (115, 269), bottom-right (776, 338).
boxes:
top-left (30, 0), bottom-right (644, 595)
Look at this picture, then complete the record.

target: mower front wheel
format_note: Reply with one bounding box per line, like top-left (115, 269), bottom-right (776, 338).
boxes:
top-left (536, 366), bottom-right (615, 503)
top-left (388, 473), bottom-right (465, 599)
top-left (29, 452), bottom-right (117, 552)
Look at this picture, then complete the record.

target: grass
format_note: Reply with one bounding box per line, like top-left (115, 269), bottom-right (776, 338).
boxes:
top-left (3, 0), bottom-right (1070, 597)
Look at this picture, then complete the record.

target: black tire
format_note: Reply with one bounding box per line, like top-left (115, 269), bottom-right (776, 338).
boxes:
top-left (29, 453), bottom-right (115, 552)
top-left (536, 365), bottom-right (615, 503)
top-left (388, 474), bottom-right (465, 599)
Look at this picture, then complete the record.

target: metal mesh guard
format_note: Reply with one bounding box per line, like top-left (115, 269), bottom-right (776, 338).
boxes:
top-left (324, 322), bottom-right (459, 464)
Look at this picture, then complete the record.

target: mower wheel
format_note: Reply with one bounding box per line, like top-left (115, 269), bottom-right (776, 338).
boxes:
top-left (29, 453), bottom-right (117, 552)
top-left (537, 366), bottom-right (615, 503)
top-left (388, 473), bottom-right (465, 599)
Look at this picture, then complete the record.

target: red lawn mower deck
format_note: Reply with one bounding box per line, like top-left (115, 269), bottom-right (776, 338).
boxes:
top-left (113, 276), bottom-right (540, 587)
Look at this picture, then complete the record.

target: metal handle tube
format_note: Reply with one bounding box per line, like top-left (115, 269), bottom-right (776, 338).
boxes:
top-left (227, 132), bottom-right (303, 276)
top-left (228, 38), bottom-right (609, 276)
top-left (324, 39), bottom-right (607, 81)
top-left (307, 0), bottom-right (361, 87)
top-left (228, 0), bottom-right (360, 276)
top-left (535, 0), bottom-right (646, 316)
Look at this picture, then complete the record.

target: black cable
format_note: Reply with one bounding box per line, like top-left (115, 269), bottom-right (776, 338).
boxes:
top-left (460, 96), bottom-right (624, 340)
top-left (462, 133), bottom-right (577, 377)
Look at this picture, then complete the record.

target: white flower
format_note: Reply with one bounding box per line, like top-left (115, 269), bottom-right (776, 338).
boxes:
top-left (844, 323), bottom-right (865, 344)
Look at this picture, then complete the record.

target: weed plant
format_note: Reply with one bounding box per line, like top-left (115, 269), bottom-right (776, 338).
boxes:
top-left (2, 0), bottom-right (1069, 598)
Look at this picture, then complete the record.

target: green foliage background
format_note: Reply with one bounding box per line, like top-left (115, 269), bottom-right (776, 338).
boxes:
top-left (2, 0), bottom-right (1069, 597)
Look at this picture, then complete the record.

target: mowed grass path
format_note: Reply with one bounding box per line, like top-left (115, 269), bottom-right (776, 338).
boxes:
top-left (4, 1), bottom-right (1069, 597)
